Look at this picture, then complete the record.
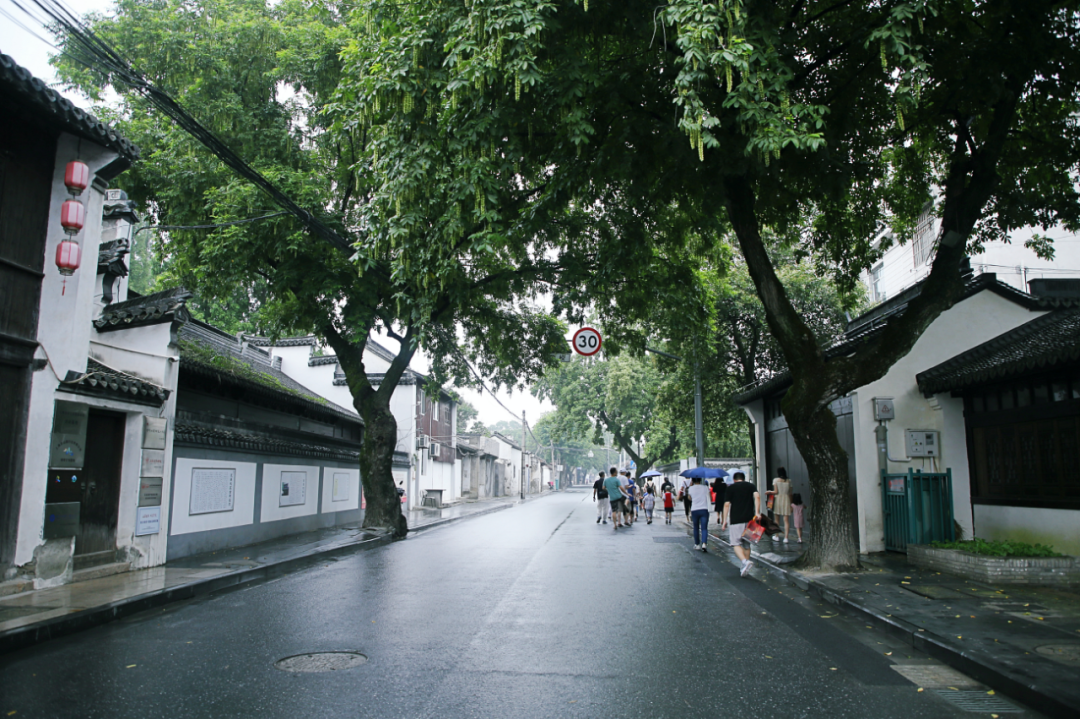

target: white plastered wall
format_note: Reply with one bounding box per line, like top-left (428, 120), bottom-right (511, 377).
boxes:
top-left (16, 134), bottom-right (118, 566)
top-left (260, 463), bottom-right (320, 523)
top-left (851, 291), bottom-right (1046, 553)
top-left (973, 505), bottom-right (1080, 556)
top-left (170, 458), bottom-right (257, 535)
top-left (320, 467), bottom-right (361, 514)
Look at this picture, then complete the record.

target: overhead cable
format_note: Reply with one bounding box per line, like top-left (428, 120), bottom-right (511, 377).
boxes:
top-left (22, 0), bottom-right (355, 255)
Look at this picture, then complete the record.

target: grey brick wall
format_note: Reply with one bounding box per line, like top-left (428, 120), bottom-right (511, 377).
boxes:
top-left (908, 545), bottom-right (1080, 586)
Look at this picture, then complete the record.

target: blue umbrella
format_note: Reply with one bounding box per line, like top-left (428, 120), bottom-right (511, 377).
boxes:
top-left (679, 466), bottom-right (728, 479)
top-left (638, 470), bottom-right (663, 478)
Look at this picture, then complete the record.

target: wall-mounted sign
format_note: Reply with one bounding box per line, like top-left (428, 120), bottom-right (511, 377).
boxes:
top-left (49, 401), bottom-right (88, 469)
top-left (279, 471), bottom-right (307, 507)
top-left (140, 449), bottom-right (165, 478)
top-left (190, 468), bottom-right (235, 515)
top-left (138, 477), bottom-right (163, 507)
top-left (142, 416), bottom-right (167, 450)
top-left (136, 506), bottom-right (161, 536)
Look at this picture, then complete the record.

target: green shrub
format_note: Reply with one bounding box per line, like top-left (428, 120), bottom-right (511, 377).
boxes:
top-left (929, 538), bottom-right (1062, 557)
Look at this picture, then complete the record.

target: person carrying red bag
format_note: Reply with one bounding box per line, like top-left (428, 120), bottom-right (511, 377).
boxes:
top-left (721, 471), bottom-right (760, 578)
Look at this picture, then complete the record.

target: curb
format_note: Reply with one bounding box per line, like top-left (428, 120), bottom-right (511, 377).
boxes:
top-left (0, 500), bottom-right (521, 656)
top-left (697, 525), bottom-right (1078, 719)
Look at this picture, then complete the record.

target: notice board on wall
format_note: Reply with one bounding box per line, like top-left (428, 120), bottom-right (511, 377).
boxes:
top-left (190, 468), bottom-right (236, 515)
top-left (332, 472), bottom-right (350, 502)
top-left (279, 471), bottom-right (307, 507)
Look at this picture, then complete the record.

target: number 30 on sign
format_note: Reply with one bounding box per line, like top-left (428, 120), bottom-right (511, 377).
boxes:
top-left (572, 327), bottom-right (602, 356)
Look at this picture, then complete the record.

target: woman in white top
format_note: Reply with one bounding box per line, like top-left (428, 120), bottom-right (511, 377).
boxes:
top-left (770, 468), bottom-right (793, 543)
top-left (687, 477), bottom-right (713, 553)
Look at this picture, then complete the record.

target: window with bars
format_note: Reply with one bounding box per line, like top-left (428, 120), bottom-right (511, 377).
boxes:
top-left (912, 203), bottom-right (936, 267)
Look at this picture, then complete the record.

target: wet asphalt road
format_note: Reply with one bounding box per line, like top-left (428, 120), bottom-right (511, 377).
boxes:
top-left (0, 490), bottom-right (1030, 718)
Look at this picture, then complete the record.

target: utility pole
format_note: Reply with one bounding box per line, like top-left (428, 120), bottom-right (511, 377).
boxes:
top-left (694, 364), bottom-right (705, 468)
top-left (521, 410), bottom-right (526, 500)
top-left (551, 439), bottom-right (556, 491)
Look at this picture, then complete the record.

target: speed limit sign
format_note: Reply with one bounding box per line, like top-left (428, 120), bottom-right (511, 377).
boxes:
top-left (572, 327), bottom-right (602, 356)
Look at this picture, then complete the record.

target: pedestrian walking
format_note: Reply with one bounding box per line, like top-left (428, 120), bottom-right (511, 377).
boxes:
top-left (792, 492), bottom-right (805, 544)
top-left (721, 471), bottom-right (761, 577)
top-left (771, 468), bottom-right (793, 543)
top-left (687, 477), bottom-right (712, 552)
top-left (712, 477), bottom-right (726, 526)
top-left (642, 487), bottom-right (655, 524)
top-left (620, 471), bottom-right (636, 525)
top-left (673, 475), bottom-right (691, 520)
top-left (593, 471), bottom-right (610, 524)
top-left (662, 487), bottom-right (675, 524)
top-left (603, 468), bottom-right (627, 530)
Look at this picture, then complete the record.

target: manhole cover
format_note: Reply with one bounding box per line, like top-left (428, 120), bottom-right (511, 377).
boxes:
top-left (932, 689), bottom-right (1023, 713)
top-left (274, 652), bottom-right (367, 673)
top-left (1035, 644), bottom-right (1080, 665)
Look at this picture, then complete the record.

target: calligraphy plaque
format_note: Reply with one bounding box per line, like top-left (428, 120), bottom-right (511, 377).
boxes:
top-left (189, 468), bottom-right (235, 515)
top-left (279, 471), bottom-right (306, 507)
top-left (332, 472), bottom-right (350, 502)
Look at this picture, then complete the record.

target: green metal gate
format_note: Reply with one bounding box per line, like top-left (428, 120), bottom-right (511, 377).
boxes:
top-left (882, 469), bottom-right (955, 552)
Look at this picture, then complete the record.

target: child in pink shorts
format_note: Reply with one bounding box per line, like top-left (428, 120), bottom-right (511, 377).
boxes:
top-left (792, 493), bottom-right (805, 544)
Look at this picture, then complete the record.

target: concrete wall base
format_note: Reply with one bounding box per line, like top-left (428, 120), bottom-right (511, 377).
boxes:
top-left (908, 544), bottom-right (1080, 586)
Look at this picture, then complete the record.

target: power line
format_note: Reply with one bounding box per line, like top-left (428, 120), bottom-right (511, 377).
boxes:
top-left (20, 0), bottom-right (356, 256)
top-left (133, 211), bottom-right (290, 236)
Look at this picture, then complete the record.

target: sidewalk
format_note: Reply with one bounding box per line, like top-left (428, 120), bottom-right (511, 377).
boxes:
top-left (693, 520), bottom-right (1080, 719)
top-left (0, 493), bottom-right (536, 655)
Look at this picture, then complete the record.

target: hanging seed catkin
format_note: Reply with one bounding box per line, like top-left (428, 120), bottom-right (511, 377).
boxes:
top-left (896, 104), bottom-right (905, 131)
top-left (726, 65), bottom-right (732, 92)
top-left (881, 41), bottom-right (888, 71)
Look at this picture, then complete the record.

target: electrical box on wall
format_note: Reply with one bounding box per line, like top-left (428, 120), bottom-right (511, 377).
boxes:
top-left (873, 397), bottom-right (895, 421)
top-left (906, 430), bottom-right (940, 457)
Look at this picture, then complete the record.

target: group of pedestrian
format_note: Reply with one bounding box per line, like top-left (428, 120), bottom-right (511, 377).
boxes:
top-left (591, 462), bottom-right (807, 579)
top-left (592, 467), bottom-right (666, 529)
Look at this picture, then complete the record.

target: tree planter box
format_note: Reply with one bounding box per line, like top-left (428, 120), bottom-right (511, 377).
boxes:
top-left (908, 544), bottom-right (1080, 586)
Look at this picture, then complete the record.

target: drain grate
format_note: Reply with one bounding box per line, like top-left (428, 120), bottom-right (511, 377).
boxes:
top-left (932, 690), bottom-right (1023, 713)
top-left (274, 652), bottom-right (367, 673)
top-left (890, 664), bottom-right (981, 688)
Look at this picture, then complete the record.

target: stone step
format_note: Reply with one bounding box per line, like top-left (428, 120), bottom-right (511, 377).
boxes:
top-left (73, 549), bottom-right (119, 571)
top-left (0, 577), bottom-right (33, 598)
top-left (71, 561), bottom-right (130, 583)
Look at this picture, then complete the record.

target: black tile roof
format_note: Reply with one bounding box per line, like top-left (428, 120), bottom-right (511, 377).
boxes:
top-left (733, 274), bottom-right (1064, 405)
top-left (244, 335), bottom-right (317, 347)
top-left (59, 358), bottom-right (169, 407)
top-left (174, 419), bottom-right (360, 462)
top-left (178, 320), bottom-right (361, 424)
top-left (916, 308), bottom-right (1080, 395)
top-left (0, 53), bottom-right (139, 165)
top-left (94, 286), bottom-right (192, 332)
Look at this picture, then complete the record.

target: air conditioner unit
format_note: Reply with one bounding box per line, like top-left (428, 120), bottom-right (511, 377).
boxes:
top-left (428, 443), bottom-right (440, 459)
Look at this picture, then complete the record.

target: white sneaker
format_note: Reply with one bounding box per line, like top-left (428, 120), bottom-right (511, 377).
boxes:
top-left (693, 543), bottom-right (700, 550)
top-left (740, 560), bottom-right (752, 577)
top-left (783, 537), bottom-right (789, 544)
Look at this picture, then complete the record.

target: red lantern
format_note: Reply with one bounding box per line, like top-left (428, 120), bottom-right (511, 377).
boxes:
top-left (60, 199), bottom-right (85, 235)
top-left (64, 161), bottom-right (89, 196)
top-left (55, 239), bottom-right (81, 275)
top-left (55, 239), bottom-right (81, 295)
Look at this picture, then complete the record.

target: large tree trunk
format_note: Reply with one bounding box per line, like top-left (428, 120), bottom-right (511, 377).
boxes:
top-left (785, 403), bottom-right (858, 572)
top-left (356, 392), bottom-right (408, 538)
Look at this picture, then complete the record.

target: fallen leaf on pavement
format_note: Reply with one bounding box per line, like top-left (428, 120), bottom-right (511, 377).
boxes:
top-left (126, 665), bottom-right (136, 669)
top-left (885, 652), bottom-right (892, 656)
top-left (917, 688), bottom-right (924, 693)
top-left (987, 690), bottom-right (995, 695)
